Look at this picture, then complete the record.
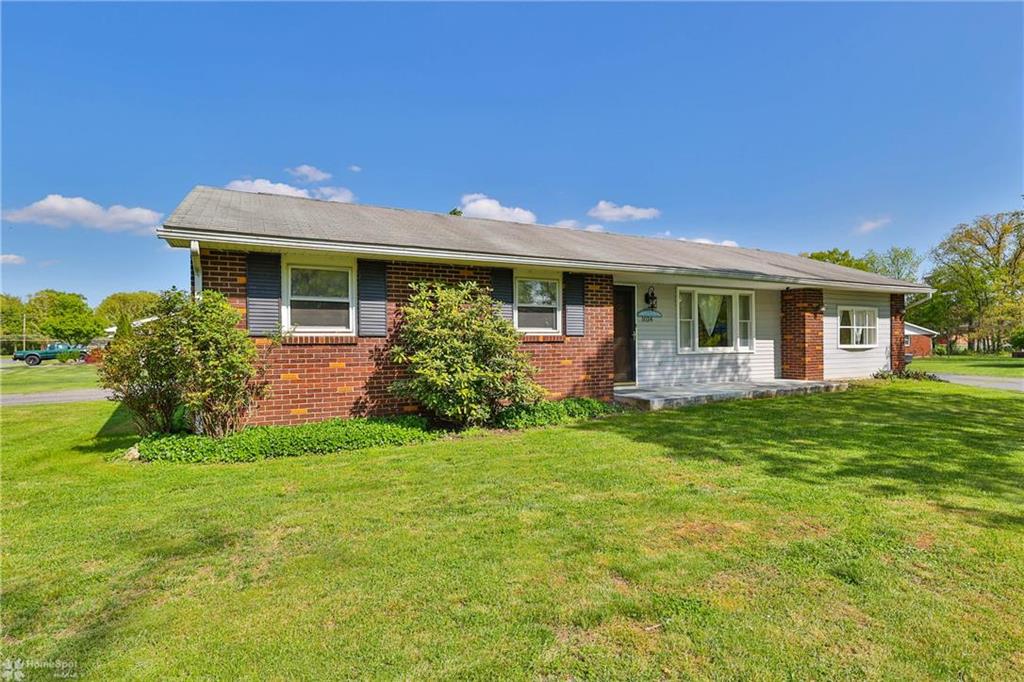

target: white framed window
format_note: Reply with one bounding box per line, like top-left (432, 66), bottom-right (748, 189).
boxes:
top-left (514, 277), bottom-right (561, 334)
top-left (676, 287), bottom-right (755, 353)
top-left (904, 335), bottom-right (912, 348)
top-left (283, 264), bottom-right (353, 333)
top-left (838, 306), bottom-right (878, 349)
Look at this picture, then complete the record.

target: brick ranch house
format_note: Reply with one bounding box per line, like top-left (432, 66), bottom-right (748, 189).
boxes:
top-left (905, 322), bottom-right (938, 358)
top-left (158, 186), bottom-right (932, 425)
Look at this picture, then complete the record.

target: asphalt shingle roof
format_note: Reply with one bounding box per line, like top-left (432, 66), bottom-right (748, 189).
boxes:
top-left (159, 186), bottom-right (930, 292)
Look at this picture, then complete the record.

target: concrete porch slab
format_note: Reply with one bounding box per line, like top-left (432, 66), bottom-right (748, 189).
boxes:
top-left (613, 379), bottom-right (848, 411)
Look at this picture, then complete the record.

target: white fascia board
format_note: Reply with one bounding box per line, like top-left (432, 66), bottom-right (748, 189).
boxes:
top-left (157, 227), bottom-right (934, 295)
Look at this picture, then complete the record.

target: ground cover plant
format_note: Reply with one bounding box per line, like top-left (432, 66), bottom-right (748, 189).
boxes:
top-left (138, 416), bottom-right (438, 463)
top-left (3, 381), bottom-right (1023, 678)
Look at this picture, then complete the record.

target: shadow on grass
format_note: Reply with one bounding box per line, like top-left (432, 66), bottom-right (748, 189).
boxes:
top-left (573, 384), bottom-right (1024, 528)
top-left (70, 402), bottom-right (140, 455)
top-left (6, 521), bottom-right (244, 673)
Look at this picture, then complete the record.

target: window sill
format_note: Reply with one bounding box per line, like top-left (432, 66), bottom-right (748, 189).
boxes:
top-left (282, 334), bottom-right (359, 346)
top-left (838, 344), bottom-right (878, 350)
top-left (676, 348), bottom-right (755, 355)
top-left (521, 335), bottom-right (565, 344)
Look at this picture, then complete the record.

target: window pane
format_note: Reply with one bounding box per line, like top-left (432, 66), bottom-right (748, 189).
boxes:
top-left (517, 306), bottom-right (557, 330)
top-left (840, 327), bottom-right (852, 345)
top-left (517, 280), bottom-right (557, 307)
top-left (738, 321), bottom-right (751, 349)
top-left (679, 319), bottom-right (693, 350)
top-left (678, 291), bottom-right (693, 320)
top-left (840, 310), bottom-right (852, 326)
top-left (739, 294), bottom-right (751, 321)
top-left (866, 328), bottom-right (877, 345)
top-left (697, 294), bottom-right (732, 348)
top-left (291, 300), bottom-right (350, 327)
top-left (291, 268), bottom-right (349, 298)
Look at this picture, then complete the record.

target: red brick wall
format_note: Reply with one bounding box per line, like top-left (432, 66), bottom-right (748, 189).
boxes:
top-left (890, 294), bottom-right (906, 371)
top-left (908, 334), bottom-right (932, 357)
top-left (199, 250), bottom-right (614, 425)
top-left (780, 288), bottom-right (824, 381)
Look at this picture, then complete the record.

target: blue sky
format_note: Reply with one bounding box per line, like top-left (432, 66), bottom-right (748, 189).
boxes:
top-left (2, 2), bottom-right (1021, 305)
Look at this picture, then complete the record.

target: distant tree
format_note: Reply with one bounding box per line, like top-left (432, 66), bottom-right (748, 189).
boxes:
top-left (96, 291), bottom-right (160, 326)
top-left (113, 312), bottom-right (135, 341)
top-left (0, 294), bottom-right (27, 337)
top-left (448, 207), bottom-right (463, 216)
top-left (928, 211), bottom-right (1023, 351)
top-left (28, 290), bottom-right (103, 345)
top-left (801, 248), bottom-right (871, 271)
top-left (862, 246), bottom-right (924, 282)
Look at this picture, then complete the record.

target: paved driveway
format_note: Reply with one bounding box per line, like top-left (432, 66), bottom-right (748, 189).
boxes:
top-left (936, 374), bottom-right (1023, 392)
top-left (1, 388), bottom-right (113, 406)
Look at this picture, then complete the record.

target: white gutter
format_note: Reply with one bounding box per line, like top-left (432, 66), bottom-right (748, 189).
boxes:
top-left (160, 228), bottom-right (933, 295)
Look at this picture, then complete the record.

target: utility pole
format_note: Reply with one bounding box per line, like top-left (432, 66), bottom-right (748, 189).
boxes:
top-left (22, 312), bottom-right (27, 351)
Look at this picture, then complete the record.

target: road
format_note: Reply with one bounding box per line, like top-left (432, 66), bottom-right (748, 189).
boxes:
top-left (936, 374), bottom-right (1023, 393)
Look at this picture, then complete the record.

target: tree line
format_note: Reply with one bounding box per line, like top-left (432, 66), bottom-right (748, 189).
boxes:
top-left (0, 290), bottom-right (159, 351)
top-left (803, 210), bottom-right (1023, 352)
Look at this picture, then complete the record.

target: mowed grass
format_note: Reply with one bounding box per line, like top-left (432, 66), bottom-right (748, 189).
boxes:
top-left (911, 354), bottom-right (1024, 378)
top-left (3, 382), bottom-right (1023, 679)
top-left (0, 363), bottom-right (99, 394)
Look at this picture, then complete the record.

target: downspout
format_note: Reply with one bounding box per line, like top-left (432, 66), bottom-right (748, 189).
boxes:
top-left (190, 240), bottom-right (203, 299)
top-left (905, 290), bottom-right (932, 310)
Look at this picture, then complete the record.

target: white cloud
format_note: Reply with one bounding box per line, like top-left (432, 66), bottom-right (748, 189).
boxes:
top-left (313, 186), bottom-right (356, 203)
top-left (550, 219), bottom-right (605, 232)
top-left (348, 165), bottom-right (362, 173)
top-left (285, 164), bottom-right (332, 183)
top-left (679, 236), bottom-right (739, 247)
top-left (855, 216), bottom-right (892, 234)
top-left (587, 200), bottom-right (660, 222)
top-left (3, 194), bottom-right (163, 233)
top-left (225, 178), bottom-right (311, 198)
top-left (652, 230), bottom-right (674, 238)
top-left (458, 193), bottom-right (537, 224)
top-left (1, 254), bottom-right (26, 265)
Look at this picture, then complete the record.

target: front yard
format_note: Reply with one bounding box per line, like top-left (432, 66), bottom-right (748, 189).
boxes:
top-left (3, 382), bottom-right (1023, 679)
top-left (910, 354), bottom-right (1024, 378)
top-left (0, 363), bottom-right (99, 394)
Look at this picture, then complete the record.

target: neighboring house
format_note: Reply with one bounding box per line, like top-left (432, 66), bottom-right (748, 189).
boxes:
top-left (158, 186), bottom-right (932, 425)
top-left (904, 322), bottom-right (938, 357)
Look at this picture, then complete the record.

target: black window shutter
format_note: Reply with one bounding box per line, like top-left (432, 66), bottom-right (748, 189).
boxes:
top-left (357, 260), bottom-right (388, 337)
top-left (564, 273), bottom-right (585, 336)
top-left (246, 253), bottom-right (281, 336)
top-left (491, 268), bottom-right (514, 321)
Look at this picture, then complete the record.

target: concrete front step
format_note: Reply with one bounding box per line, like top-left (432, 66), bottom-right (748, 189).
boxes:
top-left (613, 380), bottom-right (848, 411)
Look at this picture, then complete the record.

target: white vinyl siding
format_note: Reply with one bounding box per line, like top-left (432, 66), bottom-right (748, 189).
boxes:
top-left (823, 290), bottom-right (891, 379)
top-left (636, 287), bottom-right (780, 386)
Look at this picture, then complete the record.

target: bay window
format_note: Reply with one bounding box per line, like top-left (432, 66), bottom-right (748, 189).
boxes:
top-left (677, 288), bottom-right (754, 353)
top-left (515, 277), bottom-right (561, 333)
top-left (285, 265), bottom-right (352, 332)
top-left (838, 306), bottom-right (877, 348)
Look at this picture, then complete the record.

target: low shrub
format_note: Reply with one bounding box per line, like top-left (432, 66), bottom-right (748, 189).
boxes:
top-left (56, 350), bottom-right (80, 363)
top-left (493, 397), bottom-right (616, 429)
top-left (932, 345), bottom-right (947, 356)
top-left (138, 416), bottom-right (438, 463)
top-left (872, 369), bottom-right (945, 382)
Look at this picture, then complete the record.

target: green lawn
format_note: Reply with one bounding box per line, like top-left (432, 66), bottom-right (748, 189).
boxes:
top-left (0, 363), bottom-right (100, 394)
top-left (3, 382), bottom-right (1023, 679)
top-left (911, 354), bottom-right (1024, 378)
